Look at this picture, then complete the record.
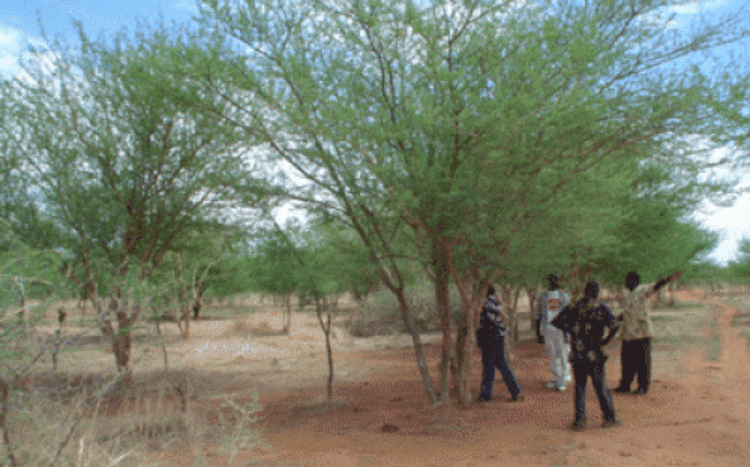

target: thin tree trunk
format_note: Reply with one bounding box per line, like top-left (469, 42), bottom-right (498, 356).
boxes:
top-left (512, 285), bottom-right (522, 342)
top-left (52, 309), bottom-right (66, 371)
top-left (668, 281), bottom-right (675, 306)
top-left (499, 284), bottom-right (515, 361)
top-left (176, 253), bottom-right (191, 339)
top-left (452, 322), bottom-right (467, 396)
top-left (395, 288), bottom-right (438, 404)
top-left (315, 298), bottom-right (334, 402)
top-left (450, 271), bottom-right (484, 405)
top-left (15, 276), bottom-right (27, 328)
top-left (433, 236), bottom-right (452, 405)
top-left (348, 208), bottom-right (437, 404)
top-left (155, 319), bottom-right (169, 372)
top-left (283, 294), bottom-right (292, 333)
top-left (459, 302), bottom-right (475, 404)
top-left (526, 287), bottom-right (536, 335)
top-left (0, 378), bottom-right (19, 467)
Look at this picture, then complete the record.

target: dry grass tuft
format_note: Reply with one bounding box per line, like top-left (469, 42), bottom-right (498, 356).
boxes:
top-left (1, 370), bottom-right (263, 466)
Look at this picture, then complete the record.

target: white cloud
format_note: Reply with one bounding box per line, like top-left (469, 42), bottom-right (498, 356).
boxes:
top-left (639, 0), bottom-right (731, 30)
top-left (696, 192), bottom-right (750, 265)
top-left (174, 0), bottom-right (200, 15)
top-left (694, 166), bottom-right (750, 265)
top-left (0, 24), bottom-right (47, 79)
top-left (0, 25), bottom-right (25, 78)
top-left (669, 0), bottom-right (728, 16)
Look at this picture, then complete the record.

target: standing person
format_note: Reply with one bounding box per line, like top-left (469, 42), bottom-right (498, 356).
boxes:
top-left (536, 274), bottom-right (571, 391)
top-left (476, 286), bottom-right (525, 403)
top-left (552, 281), bottom-right (621, 430)
top-left (613, 271), bottom-right (682, 395)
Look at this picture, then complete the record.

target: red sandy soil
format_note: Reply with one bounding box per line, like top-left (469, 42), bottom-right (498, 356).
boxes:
top-left (153, 290), bottom-right (750, 466)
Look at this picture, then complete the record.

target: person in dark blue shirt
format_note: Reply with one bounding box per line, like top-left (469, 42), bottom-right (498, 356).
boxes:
top-left (552, 281), bottom-right (621, 430)
top-left (475, 286), bottom-right (525, 403)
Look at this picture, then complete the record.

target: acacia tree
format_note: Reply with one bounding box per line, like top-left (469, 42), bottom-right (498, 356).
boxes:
top-left (147, 225), bottom-right (240, 337)
top-left (198, 0), bottom-right (750, 404)
top-left (250, 228), bottom-right (303, 333)
top-left (294, 226), bottom-right (358, 402)
top-left (0, 24), bottom-right (258, 373)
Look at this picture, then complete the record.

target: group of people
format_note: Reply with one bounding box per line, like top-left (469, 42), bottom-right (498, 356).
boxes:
top-left (475, 270), bottom-right (681, 431)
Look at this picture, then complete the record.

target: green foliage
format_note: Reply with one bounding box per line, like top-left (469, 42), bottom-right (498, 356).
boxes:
top-left (0, 222), bottom-right (66, 386)
top-left (0, 220), bottom-right (65, 302)
top-left (594, 201), bottom-right (718, 286)
top-left (198, 0), bottom-right (750, 296)
top-left (346, 281), bottom-right (463, 337)
top-left (300, 222), bottom-right (383, 302)
top-left (248, 221), bottom-right (386, 305)
top-left (680, 260), bottom-right (750, 285)
top-left (249, 228), bottom-right (304, 299)
top-left (1, 20), bottom-right (262, 291)
top-left (732, 238), bottom-right (750, 277)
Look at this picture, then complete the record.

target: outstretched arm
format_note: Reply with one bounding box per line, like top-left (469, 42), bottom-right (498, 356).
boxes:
top-left (644, 271), bottom-right (682, 299)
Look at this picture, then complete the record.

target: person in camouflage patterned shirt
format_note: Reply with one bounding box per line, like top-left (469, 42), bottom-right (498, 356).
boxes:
top-left (552, 281), bottom-right (621, 430)
top-left (613, 271), bottom-right (682, 396)
top-left (476, 286), bottom-right (525, 403)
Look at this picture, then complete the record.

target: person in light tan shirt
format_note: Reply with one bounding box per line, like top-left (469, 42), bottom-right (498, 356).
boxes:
top-left (613, 271), bottom-right (681, 395)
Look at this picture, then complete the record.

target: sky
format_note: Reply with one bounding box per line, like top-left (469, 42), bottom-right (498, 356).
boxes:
top-left (1, 0), bottom-right (749, 265)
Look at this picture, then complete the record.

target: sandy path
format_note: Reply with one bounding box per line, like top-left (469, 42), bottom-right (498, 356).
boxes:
top-left (243, 291), bottom-right (750, 466)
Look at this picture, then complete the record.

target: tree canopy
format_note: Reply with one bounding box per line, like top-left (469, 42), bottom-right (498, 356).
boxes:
top-left (0, 0), bottom-right (747, 399)
top-left (196, 0), bottom-right (750, 402)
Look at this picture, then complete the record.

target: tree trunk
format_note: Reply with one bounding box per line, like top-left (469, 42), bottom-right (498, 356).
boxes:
top-left (315, 298), bottom-right (334, 402)
top-left (192, 297), bottom-right (203, 320)
top-left (176, 253), bottom-right (192, 339)
top-left (181, 303), bottom-right (191, 339)
top-left (668, 281), bottom-right (675, 306)
top-left (512, 285), bottom-right (522, 342)
top-left (568, 261), bottom-right (591, 300)
top-left (0, 378), bottom-right (19, 467)
top-left (394, 288), bottom-right (438, 404)
top-left (458, 304), bottom-right (475, 405)
top-left (97, 296), bottom-right (140, 375)
top-left (283, 294), bottom-right (292, 333)
top-left (451, 272), bottom-right (484, 405)
top-left (14, 277), bottom-right (27, 328)
top-left (112, 331), bottom-right (131, 370)
top-left (526, 287), bottom-right (536, 326)
top-left (432, 236), bottom-right (452, 405)
top-left (452, 322), bottom-right (467, 396)
top-left (191, 264), bottom-right (212, 320)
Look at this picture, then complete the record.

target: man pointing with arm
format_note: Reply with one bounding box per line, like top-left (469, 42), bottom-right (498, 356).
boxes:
top-left (613, 271), bottom-right (682, 396)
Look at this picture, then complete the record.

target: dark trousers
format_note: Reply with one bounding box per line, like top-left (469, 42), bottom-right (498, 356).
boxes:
top-left (619, 338), bottom-right (652, 392)
top-left (573, 361), bottom-right (616, 422)
top-left (480, 335), bottom-right (521, 399)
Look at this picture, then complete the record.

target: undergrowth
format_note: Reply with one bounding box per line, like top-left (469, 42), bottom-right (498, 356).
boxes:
top-left (345, 283), bottom-right (464, 337)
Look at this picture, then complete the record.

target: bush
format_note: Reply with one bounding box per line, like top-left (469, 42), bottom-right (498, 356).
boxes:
top-left (1, 371), bottom-right (264, 466)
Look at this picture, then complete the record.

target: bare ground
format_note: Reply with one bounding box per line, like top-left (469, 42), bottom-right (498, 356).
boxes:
top-left (22, 290), bottom-right (750, 466)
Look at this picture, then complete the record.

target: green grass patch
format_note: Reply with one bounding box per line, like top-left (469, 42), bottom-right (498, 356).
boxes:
top-left (655, 334), bottom-right (702, 346)
top-left (667, 302), bottom-right (705, 309)
top-left (651, 315), bottom-right (680, 322)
